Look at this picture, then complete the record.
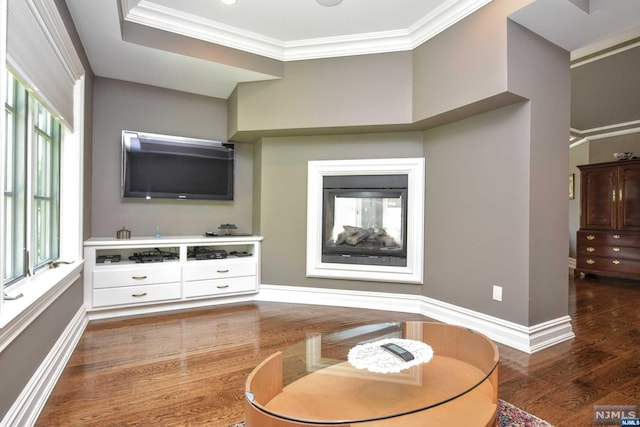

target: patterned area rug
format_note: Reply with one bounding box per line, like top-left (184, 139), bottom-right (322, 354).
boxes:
top-left (230, 399), bottom-right (553, 427)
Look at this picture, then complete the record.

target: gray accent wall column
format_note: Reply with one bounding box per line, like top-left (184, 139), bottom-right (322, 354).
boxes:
top-left (507, 21), bottom-right (571, 326)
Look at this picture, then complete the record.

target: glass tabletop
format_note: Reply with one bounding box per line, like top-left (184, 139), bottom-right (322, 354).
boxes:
top-left (246, 321), bottom-right (500, 425)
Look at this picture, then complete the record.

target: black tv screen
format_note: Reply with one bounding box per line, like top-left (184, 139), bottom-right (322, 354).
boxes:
top-left (121, 130), bottom-right (234, 200)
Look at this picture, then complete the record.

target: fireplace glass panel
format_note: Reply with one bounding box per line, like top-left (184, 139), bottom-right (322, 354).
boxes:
top-left (323, 189), bottom-right (407, 266)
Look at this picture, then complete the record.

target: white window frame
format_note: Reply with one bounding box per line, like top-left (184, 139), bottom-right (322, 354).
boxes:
top-left (0, 0), bottom-right (85, 345)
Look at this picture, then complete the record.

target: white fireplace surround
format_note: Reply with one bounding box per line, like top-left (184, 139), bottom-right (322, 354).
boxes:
top-left (306, 158), bottom-right (425, 284)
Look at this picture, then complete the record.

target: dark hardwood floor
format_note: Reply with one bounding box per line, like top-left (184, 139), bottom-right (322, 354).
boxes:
top-left (35, 274), bottom-right (639, 427)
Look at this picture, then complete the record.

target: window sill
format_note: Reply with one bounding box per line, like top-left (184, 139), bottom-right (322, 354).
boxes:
top-left (0, 261), bottom-right (84, 352)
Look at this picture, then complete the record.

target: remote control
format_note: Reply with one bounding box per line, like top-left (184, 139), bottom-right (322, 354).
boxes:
top-left (381, 343), bottom-right (415, 361)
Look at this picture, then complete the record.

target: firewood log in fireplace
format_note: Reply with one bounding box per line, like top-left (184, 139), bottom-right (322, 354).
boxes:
top-left (334, 225), bottom-right (400, 248)
top-left (345, 228), bottom-right (374, 245)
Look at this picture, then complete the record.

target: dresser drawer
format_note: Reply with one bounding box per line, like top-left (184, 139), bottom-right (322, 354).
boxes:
top-left (577, 244), bottom-right (640, 259)
top-left (577, 255), bottom-right (640, 276)
top-left (577, 230), bottom-right (640, 246)
top-left (183, 259), bottom-right (256, 281)
top-left (93, 264), bottom-right (181, 289)
top-left (184, 276), bottom-right (257, 299)
top-left (93, 282), bottom-right (181, 307)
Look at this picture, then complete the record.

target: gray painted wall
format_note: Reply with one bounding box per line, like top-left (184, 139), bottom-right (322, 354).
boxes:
top-left (91, 78), bottom-right (254, 237)
top-left (412, 0), bottom-right (523, 121)
top-left (423, 104), bottom-right (532, 324)
top-left (506, 21), bottom-right (570, 325)
top-left (256, 133), bottom-right (425, 295)
top-left (588, 136), bottom-right (640, 163)
top-left (233, 52), bottom-right (414, 133)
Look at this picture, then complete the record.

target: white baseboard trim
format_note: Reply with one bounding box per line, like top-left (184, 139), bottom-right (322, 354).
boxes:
top-left (417, 295), bottom-right (575, 353)
top-left (256, 284), bottom-right (425, 313)
top-left (1, 306), bottom-right (88, 427)
top-left (257, 284), bottom-right (574, 354)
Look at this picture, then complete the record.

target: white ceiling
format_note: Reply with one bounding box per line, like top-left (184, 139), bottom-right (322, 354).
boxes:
top-left (65, 0), bottom-right (640, 105)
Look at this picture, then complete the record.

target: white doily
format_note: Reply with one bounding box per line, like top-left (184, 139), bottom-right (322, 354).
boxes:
top-left (347, 338), bottom-right (434, 374)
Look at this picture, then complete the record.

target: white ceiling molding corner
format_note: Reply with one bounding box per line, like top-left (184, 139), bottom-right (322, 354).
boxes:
top-left (119, 0), bottom-right (141, 17)
top-left (123, 0), bottom-right (286, 59)
top-left (408, 0), bottom-right (493, 48)
top-left (571, 26), bottom-right (640, 64)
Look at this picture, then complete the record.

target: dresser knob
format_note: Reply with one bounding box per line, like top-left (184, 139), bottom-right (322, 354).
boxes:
top-left (613, 260), bottom-right (621, 265)
top-left (586, 247), bottom-right (595, 252)
top-left (613, 247), bottom-right (621, 252)
top-left (586, 235), bottom-right (595, 240)
top-left (586, 259), bottom-right (595, 265)
top-left (613, 234), bottom-right (621, 239)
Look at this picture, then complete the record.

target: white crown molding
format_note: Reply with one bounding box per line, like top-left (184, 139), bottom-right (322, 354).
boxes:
top-left (571, 26), bottom-right (640, 66)
top-left (570, 120), bottom-right (640, 148)
top-left (283, 29), bottom-right (414, 61)
top-left (122, 0), bottom-right (493, 61)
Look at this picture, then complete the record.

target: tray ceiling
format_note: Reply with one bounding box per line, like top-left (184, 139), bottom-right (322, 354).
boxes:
top-left (65, 0), bottom-right (640, 140)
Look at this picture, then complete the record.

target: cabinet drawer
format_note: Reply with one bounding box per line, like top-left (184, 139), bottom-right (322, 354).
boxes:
top-left (183, 259), bottom-right (256, 281)
top-left (577, 256), bottom-right (640, 275)
top-left (93, 264), bottom-right (181, 289)
top-left (577, 244), bottom-right (640, 259)
top-left (93, 282), bottom-right (181, 307)
top-left (184, 276), bottom-right (257, 299)
top-left (577, 230), bottom-right (640, 246)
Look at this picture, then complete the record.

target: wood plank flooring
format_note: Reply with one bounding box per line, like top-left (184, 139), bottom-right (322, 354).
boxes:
top-left (35, 274), bottom-right (640, 427)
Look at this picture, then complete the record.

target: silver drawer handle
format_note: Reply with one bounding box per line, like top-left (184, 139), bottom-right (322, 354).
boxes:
top-left (613, 234), bottom-right (621, 239)
top-left (613, 260), bottom-right (621, 265)
top-left (132, 275), bottom-right (148, 280)
top-left (217, 269), bottom-right (229, 273)
top-left (216, 284), bottom-right (229, 289)
top-left (132, 292), bottom-right (147, 297)
top-left (613, 247), bottom-right (621, 252)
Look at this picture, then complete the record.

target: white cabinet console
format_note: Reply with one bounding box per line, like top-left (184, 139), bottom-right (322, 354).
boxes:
top-left (84, 235), bottom-right (262, 319)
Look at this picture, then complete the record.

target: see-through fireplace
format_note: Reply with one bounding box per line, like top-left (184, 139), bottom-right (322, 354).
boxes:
top-left (322, 175), bottom-right (408, 267)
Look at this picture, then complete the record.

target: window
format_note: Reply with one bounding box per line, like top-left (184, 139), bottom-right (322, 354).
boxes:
top-left (3, 71), bottom-right (62, 287)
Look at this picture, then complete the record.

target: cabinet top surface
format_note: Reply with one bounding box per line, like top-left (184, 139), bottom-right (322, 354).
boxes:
top-left (85, 235), bottom-right (263, 246)
top-left (578, 158), bottom-right (640, 169)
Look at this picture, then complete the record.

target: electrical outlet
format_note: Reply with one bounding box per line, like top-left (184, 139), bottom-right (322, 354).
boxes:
top-left (492, 285), bottom-right (502, 302)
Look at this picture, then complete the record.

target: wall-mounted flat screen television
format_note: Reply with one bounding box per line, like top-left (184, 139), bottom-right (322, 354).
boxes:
top-left (121, 130), bottom-right (234, 201)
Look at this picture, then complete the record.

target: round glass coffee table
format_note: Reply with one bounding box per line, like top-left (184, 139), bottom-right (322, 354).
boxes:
top-left (245, 321), bottom-right (499, 426)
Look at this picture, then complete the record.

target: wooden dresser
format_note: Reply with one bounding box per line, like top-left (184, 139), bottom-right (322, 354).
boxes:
top-left (576, 159), bottom-right (640, 280)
